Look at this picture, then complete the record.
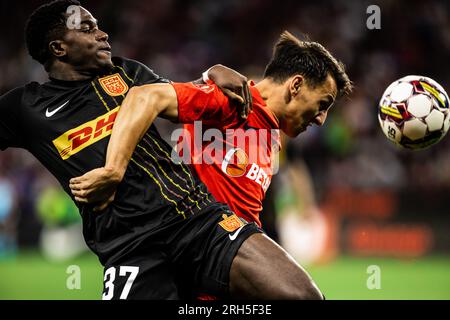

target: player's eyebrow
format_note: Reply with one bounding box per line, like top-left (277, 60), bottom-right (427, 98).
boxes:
top-left (80, 18), bottom-right (98, 26)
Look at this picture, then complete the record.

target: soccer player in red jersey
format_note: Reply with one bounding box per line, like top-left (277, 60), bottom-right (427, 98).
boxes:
top-left (174, 79), bottom-right (280, 227)
top-left (70, 31), bottom-right (352, 299)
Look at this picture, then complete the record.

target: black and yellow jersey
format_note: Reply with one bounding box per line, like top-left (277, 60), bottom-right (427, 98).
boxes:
top-left (0, 57), bottom-right (214, 265)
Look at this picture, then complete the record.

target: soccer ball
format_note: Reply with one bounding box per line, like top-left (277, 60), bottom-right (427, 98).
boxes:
top-left (378, 75), bottom-right (450, 149)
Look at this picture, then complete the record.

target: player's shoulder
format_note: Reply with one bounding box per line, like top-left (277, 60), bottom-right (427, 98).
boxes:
top-left (2, 81), bottom-right (42, 95)
top-left (0, 82), bottom-right (42, 107)
top-left (112, 56), bottom-right (145, 70)
top-left (112, 56), bottom-right (169, 84)
top-left (177, 81), bottom-right (221, 94)
top-left (1, 85), bottom-right (24, 98)
top-left (176, 82), bottom-right (232, 114)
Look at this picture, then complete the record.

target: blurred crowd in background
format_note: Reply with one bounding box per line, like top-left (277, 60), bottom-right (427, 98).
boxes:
top-left (0, 0), bottom-right (449, 262)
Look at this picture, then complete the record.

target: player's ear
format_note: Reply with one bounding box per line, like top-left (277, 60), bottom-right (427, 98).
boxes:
top-left (289, 75), bottom-right (304, 98)
top-left (49, 40), bottom-right (67, 58)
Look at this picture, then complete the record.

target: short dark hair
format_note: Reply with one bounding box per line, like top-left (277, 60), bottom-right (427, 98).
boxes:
top-left (264, 31), bottom-right (353, 98)
top-left (25, 0), bottom-right (81, 66)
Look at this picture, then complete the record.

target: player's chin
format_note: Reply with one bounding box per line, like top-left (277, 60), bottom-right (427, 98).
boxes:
top-left (96, 56), bottom-right (114, 71)
top-left (96, 51), bottom-right (113, 64)
top-left (281, 120), bottom-right (303, 137)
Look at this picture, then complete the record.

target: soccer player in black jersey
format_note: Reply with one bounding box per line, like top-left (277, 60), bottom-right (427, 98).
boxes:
top-left (0, 0), bottom-right (323, 299)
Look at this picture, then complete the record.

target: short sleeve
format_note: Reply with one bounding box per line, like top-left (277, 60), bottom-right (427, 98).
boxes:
top-left (0, 87), bottom-right (25, 150)
top-left (172, 82), bottom-right (238, 128)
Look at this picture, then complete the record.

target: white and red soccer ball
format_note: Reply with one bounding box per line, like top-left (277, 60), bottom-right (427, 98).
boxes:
top-left (378, 75), bottom-right (450, 149)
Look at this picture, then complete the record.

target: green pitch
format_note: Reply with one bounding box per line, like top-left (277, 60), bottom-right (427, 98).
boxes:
top-left (308, 256), bottom-right (450, 299)
top-left (0, 251), bottom-right (449, 299)
top-left (0, 251), bottom-right (103, 300)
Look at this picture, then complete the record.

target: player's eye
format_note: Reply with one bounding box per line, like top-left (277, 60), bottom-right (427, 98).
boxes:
top-left (81, 24), bottom-right (97, 33)
top-left (320, 99), bottom-right (333, 111)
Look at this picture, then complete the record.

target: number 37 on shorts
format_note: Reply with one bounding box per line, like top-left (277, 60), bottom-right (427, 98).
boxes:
top-left (102, 266), bottom-right (139, 300)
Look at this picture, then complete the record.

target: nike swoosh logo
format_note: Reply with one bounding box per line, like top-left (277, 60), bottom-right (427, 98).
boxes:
top-left (229, 225), bottom-right (244, 241)
top-left (46, 100), bottom-right (69, 118)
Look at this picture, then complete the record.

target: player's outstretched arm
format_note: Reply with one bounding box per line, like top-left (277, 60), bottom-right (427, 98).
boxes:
top-left (69, 84), bottom-right (179, 210)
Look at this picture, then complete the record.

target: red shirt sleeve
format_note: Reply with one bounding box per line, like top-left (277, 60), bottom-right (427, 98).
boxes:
top-left (172, 82), bottom-right (239, 128)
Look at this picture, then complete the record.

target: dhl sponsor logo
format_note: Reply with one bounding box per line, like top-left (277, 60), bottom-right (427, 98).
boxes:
top-left (53, 107), bottom-right (119, 160)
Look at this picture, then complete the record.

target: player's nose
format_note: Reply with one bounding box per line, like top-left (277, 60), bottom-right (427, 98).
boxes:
top-left (313, 111), bottom-right (328, 126)
top-left (96, 29), bottom-right (109, 42)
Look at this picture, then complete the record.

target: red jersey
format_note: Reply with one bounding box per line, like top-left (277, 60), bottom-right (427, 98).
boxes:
top-left (172, 81), bottom-right (280, 227)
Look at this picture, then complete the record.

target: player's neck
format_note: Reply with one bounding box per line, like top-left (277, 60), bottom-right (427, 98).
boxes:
top-left (254, 79), bottom-right (284, 122)
top-left (48, 61), bottom-right (97, 81)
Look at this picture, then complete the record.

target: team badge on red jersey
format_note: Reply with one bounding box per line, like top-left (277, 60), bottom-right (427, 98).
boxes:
top-left (218, 213), bottom-right (244, 232)
top-left (99, 73), bottom-right (129, 96)
top-left (221, 148), bottom-right (249, 177)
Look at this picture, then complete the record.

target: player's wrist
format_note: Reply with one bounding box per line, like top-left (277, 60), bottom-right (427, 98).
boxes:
top-left (202, 66), bottom-right (213, 83)
top-left (103, 165), bottom-right (126, 184)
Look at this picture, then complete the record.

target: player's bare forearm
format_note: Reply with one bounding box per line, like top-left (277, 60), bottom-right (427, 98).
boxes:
top-left (104, 83), bottom-right (179, 180)
top-left (69, 84), bottom-right (178, 209)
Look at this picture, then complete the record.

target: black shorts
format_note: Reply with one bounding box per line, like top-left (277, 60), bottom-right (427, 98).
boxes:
top-left (100, 202), bottom-right (262, 300)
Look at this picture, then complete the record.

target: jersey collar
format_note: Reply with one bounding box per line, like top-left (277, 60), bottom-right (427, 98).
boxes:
top-left (48, 77), bottom-right (93, 87)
